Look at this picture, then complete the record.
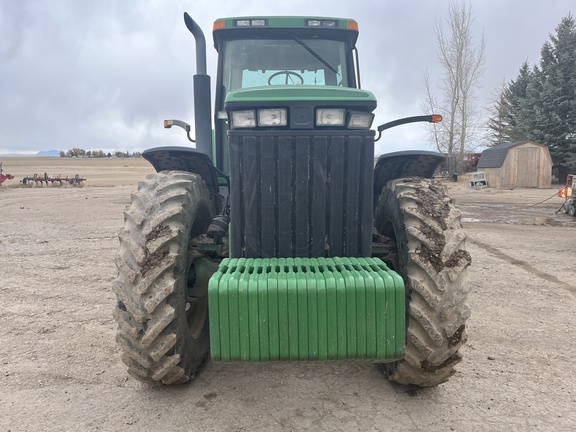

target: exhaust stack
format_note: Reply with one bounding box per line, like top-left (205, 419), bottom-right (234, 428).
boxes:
top-left (184, 13), bottom-right (212, 160)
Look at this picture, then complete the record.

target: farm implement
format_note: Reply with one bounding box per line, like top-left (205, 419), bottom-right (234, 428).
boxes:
top-left (558, 174), bottom-right (576, 216)
top-left (21, 173), bottom-right (86, 187)
top-left (0, 163), bottom-right (15, 186)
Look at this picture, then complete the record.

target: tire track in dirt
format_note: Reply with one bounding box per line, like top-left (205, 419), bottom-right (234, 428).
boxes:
top-left (468, 237), bottom-right (575, 293)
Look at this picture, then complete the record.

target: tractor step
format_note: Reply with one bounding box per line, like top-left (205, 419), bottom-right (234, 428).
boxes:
top-left (208, 257), bottom-right (405, 362)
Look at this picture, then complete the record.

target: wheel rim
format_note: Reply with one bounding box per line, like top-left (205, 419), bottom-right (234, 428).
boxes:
top-left (380, 218), bottom-right (400, 272)
top-left (185, 254), bottom-right (209, 340)
top-left (187, 296), bottom-right (208, 340)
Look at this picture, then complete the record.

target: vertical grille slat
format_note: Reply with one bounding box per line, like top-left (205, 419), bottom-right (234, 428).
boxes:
top-left (277, 136), bottom-right (293, 257)
top-left (311, 136), bottom-right (328, 256)
top-left (260, 136), bottom-right (276, 256)
top-left (242, 137), bottom-right (260, 256)
top-left (229, 140), bottom-right (244, 256)
top-left (359, 136), bottom-right (374, 257)
top-left (295, 136), bottom-right (310, 256)
top-left (328, 136), bottom-right (345, 257)
top-left (345, 136), bottom-right (361, 256)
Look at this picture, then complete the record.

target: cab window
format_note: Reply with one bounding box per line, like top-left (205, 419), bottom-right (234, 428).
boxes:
top-left (221, 38), bottom-right (350, 94)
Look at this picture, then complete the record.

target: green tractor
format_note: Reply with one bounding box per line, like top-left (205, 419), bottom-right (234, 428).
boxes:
top-left (113, 14), bottom-right (471, 387)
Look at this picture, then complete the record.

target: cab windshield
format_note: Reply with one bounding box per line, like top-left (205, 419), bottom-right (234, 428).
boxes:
top-left (221, 38), bottom-right (351, 94)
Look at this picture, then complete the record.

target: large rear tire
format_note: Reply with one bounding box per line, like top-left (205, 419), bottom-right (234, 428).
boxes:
top-left (374, 178), bottom-right (471, 387)
top-left (113, 171), bottom-right (218, 385)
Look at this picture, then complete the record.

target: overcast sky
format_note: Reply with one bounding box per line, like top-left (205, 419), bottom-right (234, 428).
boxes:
top-left (0, 0), bottom-right (573, 156)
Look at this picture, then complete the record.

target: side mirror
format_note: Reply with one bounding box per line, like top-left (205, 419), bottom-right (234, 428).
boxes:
top-left (164, 119), bottom-right (195, 143)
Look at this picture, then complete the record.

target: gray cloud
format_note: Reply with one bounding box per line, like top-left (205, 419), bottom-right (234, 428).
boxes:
top-left (0, 0), bottom-right (573, 155)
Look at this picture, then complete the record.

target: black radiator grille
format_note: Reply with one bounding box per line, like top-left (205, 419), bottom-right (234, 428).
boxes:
top-left (228, 132), bottom-right (374, 258)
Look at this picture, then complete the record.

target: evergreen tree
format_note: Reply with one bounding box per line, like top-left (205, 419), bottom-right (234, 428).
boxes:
top-left (504, 62), bottom-right (533, 141)
top-left (543, 15), bottom-right (576, 173)
top-left (507, 15), bottom-right (576, 177)
top-left (486, 80), bottom-right (513, 146)
top-left (515, 65), bottom-right (546, 142)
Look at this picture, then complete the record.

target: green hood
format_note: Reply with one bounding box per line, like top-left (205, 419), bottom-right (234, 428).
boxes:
top-left (225, 85), bottom-right (376, 104)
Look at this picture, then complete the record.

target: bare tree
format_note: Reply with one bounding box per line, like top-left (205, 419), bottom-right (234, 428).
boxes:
top-left (422, 1), bottom-right (485, 174)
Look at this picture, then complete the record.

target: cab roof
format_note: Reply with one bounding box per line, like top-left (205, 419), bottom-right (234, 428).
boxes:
top-left (212, 16), bottom-right (360, 50)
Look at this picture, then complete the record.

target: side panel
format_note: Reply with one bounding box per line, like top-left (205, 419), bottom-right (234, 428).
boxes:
top-left (228, 131), bottom-right (374, 258)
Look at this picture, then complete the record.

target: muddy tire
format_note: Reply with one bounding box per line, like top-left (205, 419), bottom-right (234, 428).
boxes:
top-left (113, 171), bottom-right (218, 385)
top-left (374, 177), bottom-right (471, 387)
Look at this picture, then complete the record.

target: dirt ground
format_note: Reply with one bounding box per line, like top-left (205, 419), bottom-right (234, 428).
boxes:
top-left (1, 158), bottom-right (575, 431)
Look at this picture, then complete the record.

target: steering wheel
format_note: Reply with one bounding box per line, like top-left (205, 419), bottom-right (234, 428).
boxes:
top-left (268, 70), bottom-right (304, 85)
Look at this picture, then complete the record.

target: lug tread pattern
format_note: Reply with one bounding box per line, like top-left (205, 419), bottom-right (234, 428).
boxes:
top-left (374, 177), bottom-right (471, 387)
top-left (113, 171), bottom-right (215, 385)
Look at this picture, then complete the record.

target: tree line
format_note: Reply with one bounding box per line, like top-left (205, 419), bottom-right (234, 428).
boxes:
top-left (487, 14), bottom-right (576, 179)
top-left (59, 148), bottom-right (142, 158)
top-left (424, 3), bottom-right (575, 177)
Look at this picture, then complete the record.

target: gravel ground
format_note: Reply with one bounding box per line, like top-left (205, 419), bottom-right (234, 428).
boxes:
top-left (0, 174), bottom-right (575, 431)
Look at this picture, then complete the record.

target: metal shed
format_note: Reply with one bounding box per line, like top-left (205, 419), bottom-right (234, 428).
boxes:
top-left (476, 141), bottom-right (552, 189)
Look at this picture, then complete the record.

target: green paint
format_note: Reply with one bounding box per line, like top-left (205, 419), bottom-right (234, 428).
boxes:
top-left (209, 257), bottom-right (405, 362)
top-left (225, 86), bottom-right (376, 104)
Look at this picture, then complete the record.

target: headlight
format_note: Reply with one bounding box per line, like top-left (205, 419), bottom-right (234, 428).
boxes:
top-left (258, 109), bottom-right (287, 126)
top-left (230, 110), bottom-right (256, 128)
top-left (347, 112), bottom-right (375, 129)
top-left (316, 108), bottom-right (345, 126)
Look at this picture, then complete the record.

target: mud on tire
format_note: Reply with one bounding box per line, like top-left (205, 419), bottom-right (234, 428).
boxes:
top-left (113, 171), bottom-right (218, 385)
top-left (374, 177), bottom-right (471, 387)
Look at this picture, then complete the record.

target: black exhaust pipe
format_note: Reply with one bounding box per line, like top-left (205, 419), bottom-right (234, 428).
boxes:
top-left (184, 12), bottom-right (212, 160)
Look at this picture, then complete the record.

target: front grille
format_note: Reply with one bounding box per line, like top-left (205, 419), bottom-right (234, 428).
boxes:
top-left (228, 131), bottom-right (374, 258)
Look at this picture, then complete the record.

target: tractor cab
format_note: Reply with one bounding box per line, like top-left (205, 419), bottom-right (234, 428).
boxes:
top-left (214, 17), bottom-right (360, 91)
top-left (211, 17), bottom-right (375, 175)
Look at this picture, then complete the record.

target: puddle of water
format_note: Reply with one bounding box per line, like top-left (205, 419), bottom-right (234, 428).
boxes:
top-left (462, 218), bottom-right (506, 223)
top-left (462, 218), bottom-right (482, 223)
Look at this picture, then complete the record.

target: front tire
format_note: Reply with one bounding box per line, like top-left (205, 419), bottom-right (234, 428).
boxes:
top-left (374, 178), bottom-right (471, 387)
top-left (113, 171), bottom-right (218, 385)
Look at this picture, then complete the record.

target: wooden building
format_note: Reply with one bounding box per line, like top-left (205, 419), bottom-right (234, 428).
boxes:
top-left (476, 141), bottom-right (552, 189)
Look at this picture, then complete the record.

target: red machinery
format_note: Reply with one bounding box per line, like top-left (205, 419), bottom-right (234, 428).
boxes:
top-left (0, 163), bottom-right (14, 186)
